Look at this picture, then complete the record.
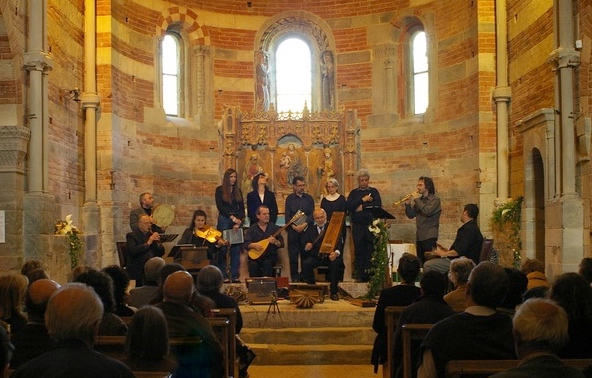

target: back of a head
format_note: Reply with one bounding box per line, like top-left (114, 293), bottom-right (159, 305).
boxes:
top-left (398, 253), bottom-right (421, 283)
top-left (158, 263), bottom-right (185, 286)
top-left (420, 271), bottom-right (449, 298)
top-left (521, 258), bottom-right (545, 274)
top-left (549, 272), bottom-right (592, 322)
top-left (26, 268), bottom-right (49, 284)
top-left (467, 261), bottom-right (510, 308)
top-left (69, 265), bottom-right (96, 282)
top-left (449, 256), bottom-right (475, 285)
top-left (25, 279), bottom-right (60, 322)
top-left (0, 274), bottom-right (29, 320)
top-left (499, 267), bottom-right (528, 310)
top-left (144, 257), bottom-right (166, 285)
top-left (20, 259), bottom-right (43, 277)
top-left (125, 306), bottom-right (169, 359)
top-left (196, 265), bottom-right (223, 294)
top-left (163, 271), bottom-right (195, 304)
top-left (102, 265), bottom-right (130, 305)
top-left (74, 270), bottom-right (116, 313)
top-left (579, 257), bottom-right (592, 284)
top-left (513, 298), bottom-right (569, 354)
top-left (45, 283), bottom-right (103, 344)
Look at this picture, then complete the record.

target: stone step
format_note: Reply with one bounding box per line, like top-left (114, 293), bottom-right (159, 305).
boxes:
top-left (240, 326), bottom-right (375, 345)
top-left (249, 343), bottom-right (372, 365)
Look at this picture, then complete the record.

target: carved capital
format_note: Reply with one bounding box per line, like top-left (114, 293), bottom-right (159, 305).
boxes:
top-left (0, 125), bottom-right (31, 173)
top-left (23, 51), bottom-right (53, 72)
top-left (548, 47), bottom-right (580, 70)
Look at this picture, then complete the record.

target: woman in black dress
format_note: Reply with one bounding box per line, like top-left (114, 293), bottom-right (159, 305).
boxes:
top-left (246, 173), bottom-right (278, 226)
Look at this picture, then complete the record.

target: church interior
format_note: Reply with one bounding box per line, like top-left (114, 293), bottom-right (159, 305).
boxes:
top-left (0, 0), bottom-right (590, 288)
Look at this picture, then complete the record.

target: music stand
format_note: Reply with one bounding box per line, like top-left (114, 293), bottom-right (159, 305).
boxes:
top-left (366, 206), bottom-right (396, 220)
top-left (158, 233), bottom-right (179, 243)
top-left (168, 245), bottom-right (209, 271)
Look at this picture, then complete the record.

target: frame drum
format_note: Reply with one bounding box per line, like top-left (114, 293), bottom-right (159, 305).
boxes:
top-left (152, 204), bottom-right (174, 228)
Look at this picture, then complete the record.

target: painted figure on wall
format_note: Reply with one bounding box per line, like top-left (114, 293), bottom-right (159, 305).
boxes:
top-left (255, 51), bottom-right (270, 112)
top-left (287, 143), bottom-right (306, 184)
top-left (243, 153), bottom-right (264, 195)
top-left (321, 51), bottom-right (335, 111)
top-left (318, 147), bottom-right (338, 196)
top-left (277, 152), bottom-right (291, 188)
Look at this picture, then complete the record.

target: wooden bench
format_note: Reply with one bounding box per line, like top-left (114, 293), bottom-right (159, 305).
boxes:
top-left (401, 324), bottom-right (433, 378)
top-left (208, 317), bottom-right (231, 377)
top-left (383, 306), bottom-right (406, 378)
top-left (94, 335), bottom-right (203, 360)
top-left (445, 358), bottom-right (592, 377)
top-left (212, 308), bottom-right (239, 378)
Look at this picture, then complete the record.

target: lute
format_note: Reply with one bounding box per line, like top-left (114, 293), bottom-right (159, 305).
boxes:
top-left (248, 210), bottom-right (306, 260)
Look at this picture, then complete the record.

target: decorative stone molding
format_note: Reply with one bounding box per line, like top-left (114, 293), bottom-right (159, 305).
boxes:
top-left (0, 125), bottom-right (31, 173)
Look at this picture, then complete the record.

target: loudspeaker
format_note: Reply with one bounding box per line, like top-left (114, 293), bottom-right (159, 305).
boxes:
top-left (246, 278), bottom-right (277, 305)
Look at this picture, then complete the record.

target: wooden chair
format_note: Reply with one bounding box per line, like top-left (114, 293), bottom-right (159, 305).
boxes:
top-left (212, 308), bottom-right (239, 378)
top-left (445, 358), bottom-right (592, 377)
top-left (401, 324), bottom-right (433, 378)
top-left (116, 242), bottom-right (129, 268)
top-left (383, 306), bottom-right (406, 378)
top-left (478, 239), bottom-right (494, 262)
top-left (133, 373), bottom-right (171, 378)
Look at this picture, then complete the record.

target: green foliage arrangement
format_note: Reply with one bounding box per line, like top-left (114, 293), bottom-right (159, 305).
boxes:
top-left (491, 196), bottom-right (523, 267)
top-left (364, 219), bottom-right (390, 300)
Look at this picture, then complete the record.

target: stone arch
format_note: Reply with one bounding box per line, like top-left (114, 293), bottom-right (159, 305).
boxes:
top-left (155, 7), bottom-right (210, 46)
top-left (253, 11), bottom-right (337, 112)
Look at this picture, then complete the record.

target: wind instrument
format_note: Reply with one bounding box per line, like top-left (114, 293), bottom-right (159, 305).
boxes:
top-left (393, 192), bottom-right (416, 206)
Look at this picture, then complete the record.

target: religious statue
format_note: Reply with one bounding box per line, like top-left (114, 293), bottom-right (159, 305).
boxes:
top-left (321, 51), bottom-right (335, 111)
top-left (287, 143), bottom-right (306, 183)
top-left (317, 147), bottom-right (338, 195)
top-left (243, 153), bottom-right (264, 194)
top-left (255, 51), bottom-right (270, 112)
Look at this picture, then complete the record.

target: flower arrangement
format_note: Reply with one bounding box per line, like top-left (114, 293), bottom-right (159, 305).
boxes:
top-left (364, 218), bottom-right (390, 300)
top-left (55, 215), bottom-right (83, 269)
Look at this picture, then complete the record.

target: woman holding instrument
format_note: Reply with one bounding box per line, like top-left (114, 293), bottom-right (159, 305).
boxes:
top-left (320, 178), bottom-right (347, 239)
top-left (179, 210), bottom-right (226, 260)
top-left (215, 168), bottom-right (245, 283)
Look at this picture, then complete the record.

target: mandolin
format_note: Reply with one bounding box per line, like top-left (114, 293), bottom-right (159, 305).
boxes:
top-left (248, 210), bottom-right (306, 260)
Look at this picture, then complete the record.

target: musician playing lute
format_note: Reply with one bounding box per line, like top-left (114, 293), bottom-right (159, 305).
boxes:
top-left (244, 205), bottom-right (285, 277)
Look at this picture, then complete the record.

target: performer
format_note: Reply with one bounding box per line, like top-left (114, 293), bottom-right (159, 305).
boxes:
top-left (126, 214), bottom-right (165, 286)
top-left (215, 168), bottom-right (245, 283)
top-left (301, 209), bottom-right (344, 301)
top-left (284, 176), bottom-right (315, 282)
top-left (321, 177), bottom-right (347, 242)
top-left (129, 192), bottom-right (163, 233)
top-left (246, 173), bottom-right (278, 226)
top-left (423, 204), bottom-right (483, 274)
top-left (244, 206), bottom-right (284, 277)
top-left (178, 210), bottom-right (227, 260)
top-left (405, 176), bottom-right (441, 263)
top-left (346, 169), bottom-right (382, 282)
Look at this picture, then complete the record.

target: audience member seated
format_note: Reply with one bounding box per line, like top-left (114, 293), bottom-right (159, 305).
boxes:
top-left (10, 279), bottom-right (60, 369)
top-left (11, 283), bottom-right (134, 378)
top-left (0, 325), bottom-right (12, 378)
top-left (522, 285), bottom-right (549, 302)
top-left (549, 272), bottom-right (592, 359)
top-left (126, 214), bottom-right (165, 286)
top-left (497, 267), bottom-right (528, 316)
top-left (155, 271), bottom-right (224, 378)
top-left (0, 274), bottom-right (29, 334)
top-left (197, 265), bottom-right (252, 378)
top-left (23, 269), bottom-right (49, 285)
top-left (417, 261), bottom-right (516, 378)
top-left (74, 269), bottom-right (127, 336)
top-left (521, 258), bottom-right (549, 290)
top-left (19, 260), bottom-right (42, 279)
top-left (102, 265), bottom-right (136, 316)
top-left (149, 263), bottom-right (214, 317)
top-left (491, 298), bottom-right (585, 378)
top-left (68, 264), bottom-right (94, 282)
top-left (393, 271), bottom-right (455, 378)
top-left (120, 305), bottom-right (180, 374)
top-left (579, 257), bottom-right (592, 286)
top-left (129, 257), bottom-right (165, 308)
top-left (443, 257), bottom-right (475, 313)
top-left (371, 253), bottom-right (422, 373)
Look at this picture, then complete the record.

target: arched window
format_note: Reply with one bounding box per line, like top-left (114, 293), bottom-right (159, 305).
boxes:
top-left (275, 38), bottom-right (312, 113)
top-left (161, 33), bottom-right (181, 116)
top-left (410, 30), bottom-right (428, 115)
